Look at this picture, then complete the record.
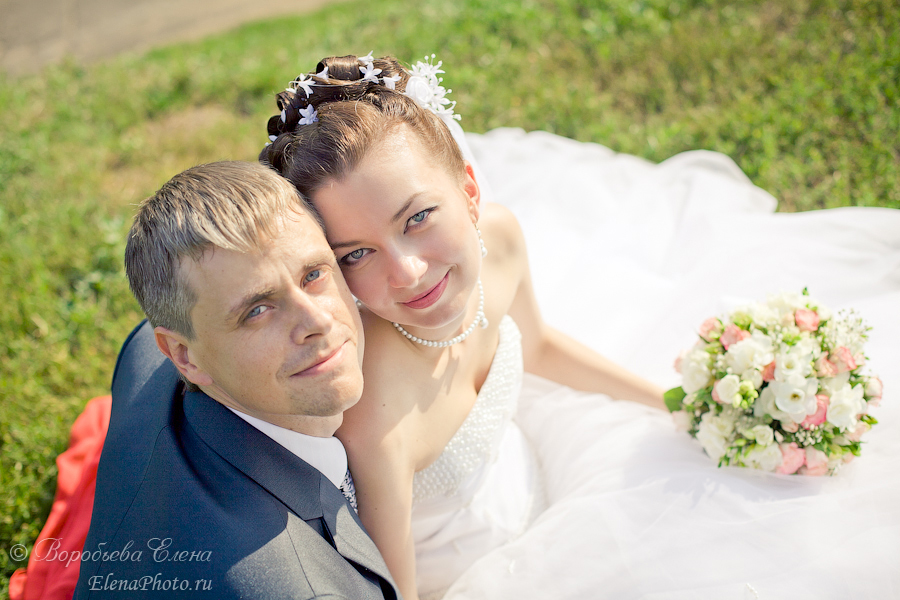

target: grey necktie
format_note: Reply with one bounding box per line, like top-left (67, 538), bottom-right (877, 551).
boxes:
top-left (339, 469), bottom-right (358, 513)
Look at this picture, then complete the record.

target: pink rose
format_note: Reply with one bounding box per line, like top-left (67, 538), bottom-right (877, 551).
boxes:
top-left (711, 384), bottom-right (724, 404)
top-left (781, 420), bottom-right (799, 433)
top-left (830, 346), bottom-right (857, 373)
top-left (847, 421), bottom-right (870, 442)
top-left (799, 447), bottom-right (829, 476)
top-left (776, 442), bottom-right (805, 475)
top-left (815, 356), bottom-right (838, 378)
top-left (800, 395), bottom-right (829, 429)
top-left (698, 317), bottom-right (722, 342)
top-left (674, 353), bottom-right (684, 374)
top-left (794, 308), bottom-right (820, 332)
top-left (761, 361), bottom-right (776, 382)
top-left (720, 324), bottom-right (750, 350)
top-left (866, 377), bottom-right (883, 407)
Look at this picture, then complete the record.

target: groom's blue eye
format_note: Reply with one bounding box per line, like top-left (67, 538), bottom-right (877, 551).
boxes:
top-left (246, 305), bottom-right (268, 319)
top-left (305, 269), bottom-right (321, 283)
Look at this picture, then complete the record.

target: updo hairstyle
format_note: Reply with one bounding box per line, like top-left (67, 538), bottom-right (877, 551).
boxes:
top-left (259, 55), bottom-right (465, 199)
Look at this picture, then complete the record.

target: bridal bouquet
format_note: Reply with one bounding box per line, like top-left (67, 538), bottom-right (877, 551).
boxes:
top-left (665, 290), bottom-right (882, 475)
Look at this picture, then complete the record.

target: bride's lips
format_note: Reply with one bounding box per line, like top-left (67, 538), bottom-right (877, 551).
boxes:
top-left (402, 272), bottom-right (449, 309)
top-left (293, 341), bottom-right (349, 378)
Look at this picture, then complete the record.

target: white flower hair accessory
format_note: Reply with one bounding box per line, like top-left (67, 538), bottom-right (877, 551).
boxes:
top-left (289, 74), bottom-right (316, 98)
top-left (266, 52), bottom-right (462, 146)
top-left (404, 54), bottom-right (460, 121)
top-left (297, 105), bottom-right (318, 125)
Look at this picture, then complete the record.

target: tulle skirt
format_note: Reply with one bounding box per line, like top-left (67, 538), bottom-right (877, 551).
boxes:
top-left (437, 128), bottom-right (900, 599)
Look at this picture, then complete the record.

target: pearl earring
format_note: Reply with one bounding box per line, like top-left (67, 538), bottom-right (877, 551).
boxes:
top-left (476, 225), bottom-right (487, 258)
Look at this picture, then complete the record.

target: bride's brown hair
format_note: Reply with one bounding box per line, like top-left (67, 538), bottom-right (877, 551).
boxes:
top-left (259, 54), bottom-right (465, 198)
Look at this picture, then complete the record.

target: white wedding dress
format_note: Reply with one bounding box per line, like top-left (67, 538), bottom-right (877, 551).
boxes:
top-left (409, 126), bottom-right (900, 600)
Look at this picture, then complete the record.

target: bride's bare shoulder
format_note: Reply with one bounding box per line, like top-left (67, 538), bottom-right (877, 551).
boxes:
top-left (480, 203), bottom-right (526, 264)
top-left (338, 311), bottom-right (419, 441)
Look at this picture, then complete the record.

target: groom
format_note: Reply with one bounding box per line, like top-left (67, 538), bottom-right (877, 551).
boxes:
top-left (74, 161), bottom-right (399, 599)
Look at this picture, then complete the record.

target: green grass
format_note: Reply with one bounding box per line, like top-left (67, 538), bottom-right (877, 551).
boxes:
top-left (1, 0), bottom-right (897, 594)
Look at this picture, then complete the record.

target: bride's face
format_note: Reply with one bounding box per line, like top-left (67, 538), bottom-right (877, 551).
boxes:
top-left (311, 126), bottom-right (482, 333)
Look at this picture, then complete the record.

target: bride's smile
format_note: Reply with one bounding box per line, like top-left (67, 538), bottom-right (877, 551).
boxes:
top-left (313, 125), bottom-right (484, 341)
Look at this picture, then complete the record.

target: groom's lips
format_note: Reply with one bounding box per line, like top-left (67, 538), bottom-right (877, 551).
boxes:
top-left (402, 272), bottom-right (449, 309)
top-left (293, 341), bottom-right (349, 377)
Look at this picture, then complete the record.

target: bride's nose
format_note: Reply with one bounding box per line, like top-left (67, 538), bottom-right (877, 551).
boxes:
top-left (387, 253), bottom-right (428, 289)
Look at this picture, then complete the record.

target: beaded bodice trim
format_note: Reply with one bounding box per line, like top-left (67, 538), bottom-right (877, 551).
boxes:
top-left (412, 316), bottom-right (523, 504)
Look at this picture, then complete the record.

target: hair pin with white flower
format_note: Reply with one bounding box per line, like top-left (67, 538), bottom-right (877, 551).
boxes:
top-left (266, 52), bottom-right (460, 146)
top-left (404, 53), bottom-right (460, 121)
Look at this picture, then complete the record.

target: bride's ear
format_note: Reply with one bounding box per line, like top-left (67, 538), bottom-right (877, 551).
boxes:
top-left (463, 161), bottom-right (481, 224)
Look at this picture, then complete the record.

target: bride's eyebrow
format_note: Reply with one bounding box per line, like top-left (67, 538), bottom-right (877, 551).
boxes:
top-left (331, 239), bottom-right (363, 251)
top-left (330, 193), bottom-right (429, 251)
top-left (390, 192), bottom-right (426, 224)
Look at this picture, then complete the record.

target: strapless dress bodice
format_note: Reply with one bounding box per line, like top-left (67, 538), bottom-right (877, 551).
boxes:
top-left (412, 315), bottom-right (524, 504)
top-left (411, 316), bottom-right (543, 600)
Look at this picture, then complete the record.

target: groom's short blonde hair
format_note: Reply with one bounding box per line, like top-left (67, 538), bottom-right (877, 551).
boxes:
top-left (125, 161), bottom-right (312, 339)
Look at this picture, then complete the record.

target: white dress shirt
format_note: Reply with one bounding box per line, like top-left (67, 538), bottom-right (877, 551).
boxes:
top-left (227, 408), bottom-right (348, 489)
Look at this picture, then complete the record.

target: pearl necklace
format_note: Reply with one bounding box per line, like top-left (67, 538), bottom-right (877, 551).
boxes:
top-left (392, 280), bottom-right (488, 348)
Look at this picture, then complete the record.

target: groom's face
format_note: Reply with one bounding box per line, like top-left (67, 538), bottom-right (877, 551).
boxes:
top-left (162, 211), bottom-right (365, 435)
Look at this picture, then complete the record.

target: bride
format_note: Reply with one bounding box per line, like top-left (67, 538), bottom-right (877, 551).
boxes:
top-left (260, 53), bottom-right (666, 600)
top-left (261, 53), bottom-right (900, 600)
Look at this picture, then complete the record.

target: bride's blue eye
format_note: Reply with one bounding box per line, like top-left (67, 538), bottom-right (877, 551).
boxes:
top-left (340, 248), bottom-right (370, 265)
top-left (406, 207), bottom-right (435, 231)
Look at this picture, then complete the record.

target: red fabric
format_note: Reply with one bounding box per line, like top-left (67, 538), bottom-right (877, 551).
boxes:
top-left (9, 396), bottom-right (111, 600)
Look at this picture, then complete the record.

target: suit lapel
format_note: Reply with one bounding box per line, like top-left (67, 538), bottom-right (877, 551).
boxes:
top-left (183, 390), bottom-right (324, 520)
top-left (319, 479), bottom-right (398, 589)
top-left (183, 391), bottom-right (399, 594)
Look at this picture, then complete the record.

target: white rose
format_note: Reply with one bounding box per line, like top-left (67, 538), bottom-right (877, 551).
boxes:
top-left (748, 303), bottom-right (780, 328)
top-left (714, 374), bottom-right (742, 406)
top-left (681, 345), bottom-right (713, 394)
top-left (774, 349), bottom-right (813, 382)
top-left (743, 443), bottom-right (783, 472)
top-left (820, 372), bottom-right (851, 395)
top-left (742, 368), bottom-right (763, 390)
top-left (672, 410), bottom-right (693, 432)
top-left (771, 374), bottom-right (818, 422)
top-left (767, 292), bottom-right (806, 314)
top-left (749, 424), bottom-right (775, 446)
top-left (826, 383), bottom-right (867, 430)
top-left (753, 386), bottom-right (792, 422)
top-left (726, 331), bottom-right (775, 374)
top-left (696, 411), bottom-right (735, 461)
top-left (793, 335), bottom-right (821, 360)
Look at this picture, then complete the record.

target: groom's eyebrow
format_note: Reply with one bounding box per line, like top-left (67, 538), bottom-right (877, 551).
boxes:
top-left (226, 288), bottom-right (275, 324)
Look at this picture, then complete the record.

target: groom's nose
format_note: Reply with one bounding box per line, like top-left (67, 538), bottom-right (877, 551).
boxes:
top-left (287, 286), bottom-right (334, 344)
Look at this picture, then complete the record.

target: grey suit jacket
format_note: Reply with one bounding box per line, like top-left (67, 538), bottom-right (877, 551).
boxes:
top-left (73, 321), bottom-right (400, 599)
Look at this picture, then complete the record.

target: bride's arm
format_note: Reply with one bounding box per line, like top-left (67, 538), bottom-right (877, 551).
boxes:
top-left (345, 434), bottom-right (419, 599)
top-left (338, 403), bottom-right (420, 600)
top-left (491, 207), bottom-right (666, 410)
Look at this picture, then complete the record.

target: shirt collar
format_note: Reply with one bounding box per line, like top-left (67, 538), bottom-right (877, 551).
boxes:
top-left (226, 408), bottom-right (348, 489)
